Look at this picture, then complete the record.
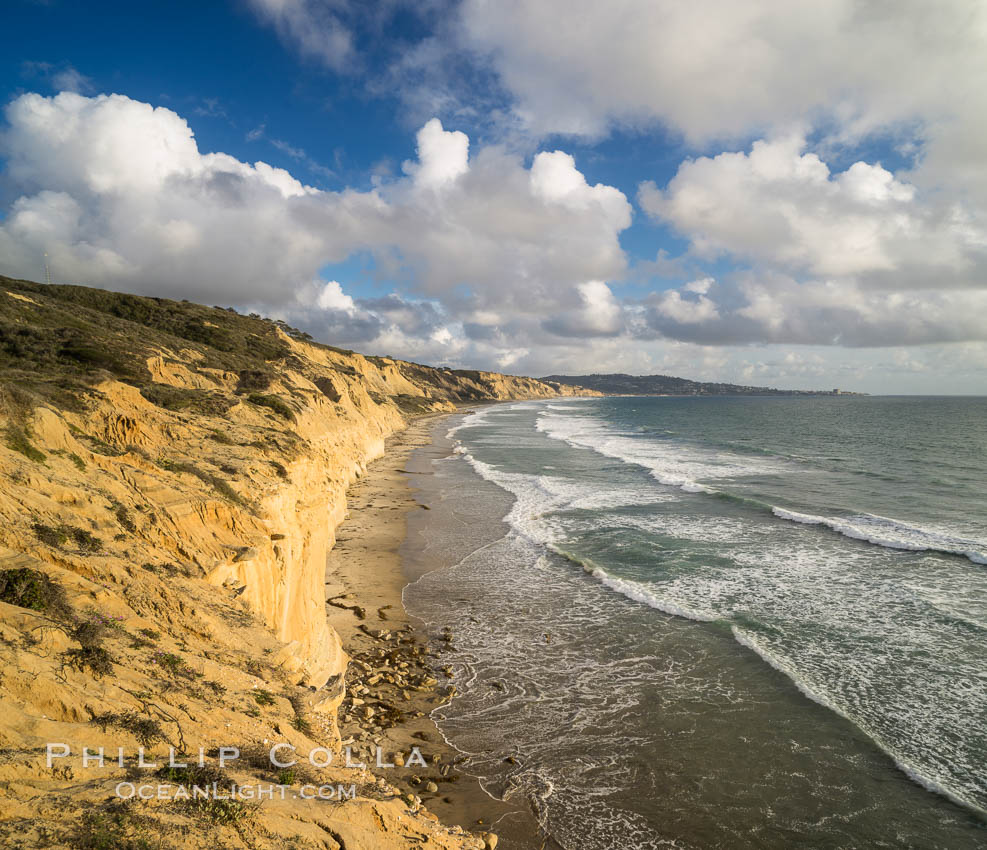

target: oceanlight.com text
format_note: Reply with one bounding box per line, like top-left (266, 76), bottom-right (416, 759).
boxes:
top-left (114, 782), bottom-right (357, 801)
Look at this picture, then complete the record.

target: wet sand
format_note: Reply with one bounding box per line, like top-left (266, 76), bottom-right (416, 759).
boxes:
top-left (324, 412), bottom-right (545, 846)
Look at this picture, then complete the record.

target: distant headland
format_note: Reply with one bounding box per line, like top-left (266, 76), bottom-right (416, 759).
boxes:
top-left (540, 373), bottom-right (866, 397)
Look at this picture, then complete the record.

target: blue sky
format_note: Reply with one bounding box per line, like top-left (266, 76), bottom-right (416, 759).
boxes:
top-left (2, 0), bottom-right (986, 393)
top-left (3, 2), bottom-right (415, 188)
top-left (1, 0), bottom-right (687, 307)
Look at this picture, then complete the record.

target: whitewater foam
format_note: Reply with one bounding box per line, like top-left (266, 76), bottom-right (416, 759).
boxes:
top-left (558, 553), bottom-right (721, 623)
top-left (534, 404), bottom-right (987, 567)
top-left (772, 507), bottom-right (987, 565)
top-left (548, 533), bottom-right (987, 818)
top-left (731, 626), bottom-right (987, 818)
top-left (444, 398), bottom-right (987, 821)
top-left (446, 407), bottom-right (493, 438)
top-left (535, 408), bottom-right (778, 497)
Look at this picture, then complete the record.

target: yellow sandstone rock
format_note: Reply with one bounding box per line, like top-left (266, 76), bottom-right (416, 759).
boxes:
top-left (0, 276), bottom-right (597, 848)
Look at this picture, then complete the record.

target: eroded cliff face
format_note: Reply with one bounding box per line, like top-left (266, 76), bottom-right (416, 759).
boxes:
top-left (0, 278), bottom-right (595, 848)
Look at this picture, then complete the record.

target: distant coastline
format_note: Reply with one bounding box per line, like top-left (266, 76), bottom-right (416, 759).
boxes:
top-left (542, 373), bottom-right (867, 397)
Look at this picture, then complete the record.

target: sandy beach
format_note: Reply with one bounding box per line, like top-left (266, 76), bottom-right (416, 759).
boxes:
top-left (324, 412), bottom-right (544, 846)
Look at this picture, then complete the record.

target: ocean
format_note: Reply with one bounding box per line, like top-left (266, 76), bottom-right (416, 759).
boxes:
top-left (402, 396), bottom-right (987, 849)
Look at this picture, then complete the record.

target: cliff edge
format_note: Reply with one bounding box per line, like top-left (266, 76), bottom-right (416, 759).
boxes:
top-left (0, 276), bottom-right (593, 849)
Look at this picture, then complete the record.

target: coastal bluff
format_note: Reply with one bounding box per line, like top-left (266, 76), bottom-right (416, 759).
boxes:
top-left (0, 276), bottom-right (593, 849)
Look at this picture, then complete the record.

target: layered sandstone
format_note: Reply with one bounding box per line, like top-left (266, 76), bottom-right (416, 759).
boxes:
top-left (0, 277), bottom-right (595, 848)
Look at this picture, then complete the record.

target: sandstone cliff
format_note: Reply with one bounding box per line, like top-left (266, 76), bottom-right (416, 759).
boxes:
top-left (0, 276), bottom-right (594, 849)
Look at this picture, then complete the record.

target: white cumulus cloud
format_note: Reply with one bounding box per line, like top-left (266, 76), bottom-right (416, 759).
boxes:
top-left (634, 134), bottom-right (987, 348)
top-left (0, 91), bottom-right (632, 369)
top-left (654, 286), bottom-right (719, 325)
top-left (0, 92), bottom-right (334, 302)
top-left (315, 280), bottom-right (356, 312)
top-left (456, 0), bottom-right (987, 148)
top-left (542, 280), bottom-right (625, 337)
top-left (408, 118), bottom-right (470, 189)
top-left (639, 135), bottom-right (985, 282)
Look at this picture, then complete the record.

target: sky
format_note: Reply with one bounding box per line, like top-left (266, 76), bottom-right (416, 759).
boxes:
top-left (1, 1), bottom-right (986, 393)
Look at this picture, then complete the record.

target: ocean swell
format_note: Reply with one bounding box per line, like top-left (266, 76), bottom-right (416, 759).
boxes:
top-left (533, 406), bottom-right (987, 567)
top-left (772, 507), bottom-right (987, 566)
top-left (730, 627), bottom-right (987, 819)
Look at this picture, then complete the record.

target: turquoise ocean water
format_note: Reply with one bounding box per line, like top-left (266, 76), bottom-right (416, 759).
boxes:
top-left (404, 396), bottom-right (987, 849)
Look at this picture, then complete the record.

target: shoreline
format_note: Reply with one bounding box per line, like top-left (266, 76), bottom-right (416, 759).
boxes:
top-left (324, 411), bottom-right (543, 846)
top-left (393, 397), bottom-right (987, 849)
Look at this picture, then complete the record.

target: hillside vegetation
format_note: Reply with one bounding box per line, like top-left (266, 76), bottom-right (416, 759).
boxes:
top-left (0, 275), bottom-right (588, 412)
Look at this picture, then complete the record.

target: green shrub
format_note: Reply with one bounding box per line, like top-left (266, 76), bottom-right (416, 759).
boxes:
top-left (0, 567), bottom-right (70, 618)
top-left (32, 522), bottom-right (67, 547)
top-left (69, 526), bottom-right (102, 553)
top-left (114, 504), bottom-right (136, 533)
top-left (130, 625), bottom-right (160, 649)
top-left (142, 562), bottom-right (184, 576)
top-left (71, 803), bottom-right (153, 850)
top-left (394, 394), bottom-right (436, 414)
top-left (65, 645), bottom-right (114, 677)
top-left (242, 658), bottom-right (265, 678)
top-left (158, 764), bottom-right (257, 823)
top-left (246, 393), bottom-right (295, 422)
top-left (32, 522), bottom-right (102, 552)
top-left (72, 620), bottom-right (109, 650)
top-left (4, 425), bottom-right (45, 462)
top-left (253, 689), bottom-right (275, 706)
top-left (0, 280), bottom-right (300, 412)
top-left (152, 650), bottom-right (194, 678)
top-left (90, 711), bottom-right (165, 747)
top-left (188, 797), bottom-right (254, 826)
top-left (158, 459), bottom-right (248, 508)
top-left (140, 384), bottom-right (235, 417)
top-left (59, 344), bottom-right (135, 377)
top-left (235, 370), bottom-right (272, 394)
top-left (68, 452), bottom-right (86, 471)
top-left (16, 282), bottom-right (291, 360)
top-left (157, 762), bottom-right (225, 788)
top-left (208, 476), bottom-right (243, 505)
top-left (75, 433), bottom-right (123, 457)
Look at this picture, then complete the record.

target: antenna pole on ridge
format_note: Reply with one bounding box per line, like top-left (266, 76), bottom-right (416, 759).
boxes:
top-left (44, 252), bottom-right (51, 286)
